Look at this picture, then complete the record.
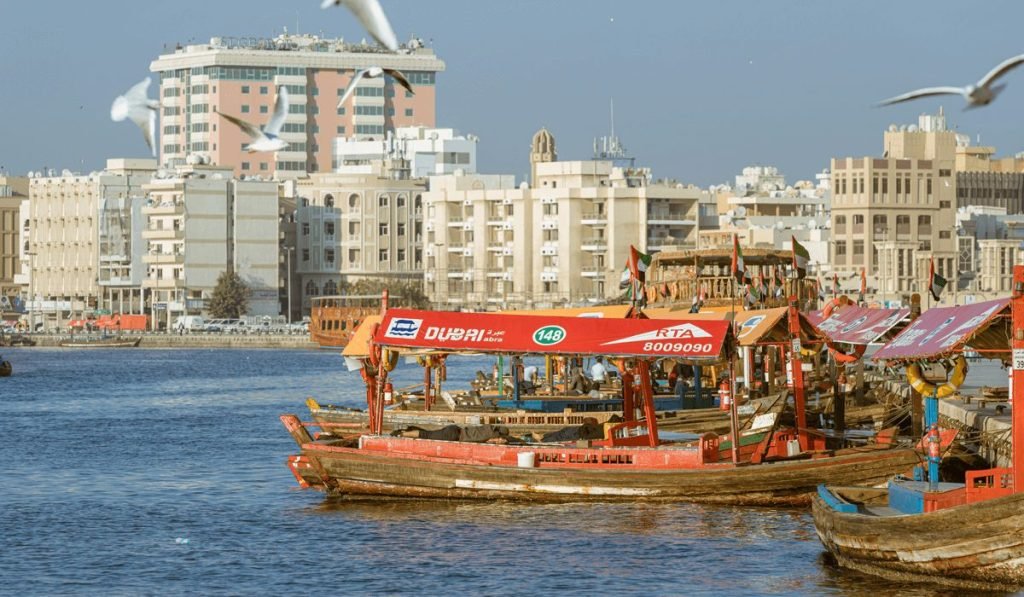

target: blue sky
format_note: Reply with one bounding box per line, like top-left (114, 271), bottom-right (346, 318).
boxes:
top-left (2, 0), bottom-right (1023, 186)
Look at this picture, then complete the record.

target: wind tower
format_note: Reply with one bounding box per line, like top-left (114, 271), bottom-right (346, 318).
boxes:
top-left (530, 128), bottom-right (556, 188)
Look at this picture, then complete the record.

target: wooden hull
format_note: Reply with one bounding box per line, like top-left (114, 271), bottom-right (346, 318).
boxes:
top-left (0, 360), bottom-right (10, 377)
top-left (812, 490), bottom-right (1024, 591)
top-left (288, 437), bottom-right (917, 506)
top-left (59, 337), bottom-right (141, 348)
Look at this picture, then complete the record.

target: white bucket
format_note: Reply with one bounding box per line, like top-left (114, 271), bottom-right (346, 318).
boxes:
top-left (517, 452), bottom-right (536, 468)
top-left (465, 415), bottom-right (482, 425)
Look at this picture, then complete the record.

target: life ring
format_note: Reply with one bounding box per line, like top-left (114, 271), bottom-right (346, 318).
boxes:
top-left (829, 344), bottom-right (867, 364)
top-left (367, 323), bottom-right (382, 368)
top-left (381, 348), bottom-right (399, 372)
top-left (906, 356), bottom-right (968, 398)
top-left (821, 299), bottom-right (837, 319)
top-left (669, 281), bottom-right (680, 301)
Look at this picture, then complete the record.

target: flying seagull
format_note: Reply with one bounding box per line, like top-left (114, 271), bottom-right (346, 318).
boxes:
top-left (321, 0), bottom-right (398, 52)
top-left (215, 86), bottom-right (290, 153)
top-left (337, 67), bottom-right (414, 108)
top-left (110, 78), bottom-right (158, 157)
top-left (878, 54), bottom-right (1024, 108)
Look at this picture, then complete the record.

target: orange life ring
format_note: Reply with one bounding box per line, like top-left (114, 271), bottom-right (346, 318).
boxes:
top-left (821, 299), bottom-right (837, 319)
top-left (367, 323), bottom-right (382, 369)
top-left (829, 344), bottom-right (867, 363)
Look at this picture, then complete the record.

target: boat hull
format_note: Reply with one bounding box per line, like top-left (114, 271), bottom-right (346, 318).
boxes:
top-left (289, 438), bottom-right (917, 506)
top-left (0, 360), bottom-right (10, 377)
top-left (58, 337), bottom-right (141, 348)
top-left (812, 491), bottom-right (1024, 591)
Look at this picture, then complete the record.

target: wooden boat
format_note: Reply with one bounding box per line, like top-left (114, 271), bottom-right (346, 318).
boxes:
top-left (309, 295), bottom-right (385, 349)
top-left (283, 302), bottom-right (917, 505)
top-left (812, 269), bottom-right (1024, 590)
top-left (0, 359), bottom-right (11, 377)
top-left (59, 336), bottom-right (141, 348)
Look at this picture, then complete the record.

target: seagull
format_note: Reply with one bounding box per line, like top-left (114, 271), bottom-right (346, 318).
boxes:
top-left (215, 86), bottom-right (290, 153)
top-left (336, 67), bottom-right (414, 108)
top-left (110, 78), bottom-right (158, 157)
top-left (878, 54), bottom-right (1024, 108)
top-left (321, 0), bottom-right (398, 52)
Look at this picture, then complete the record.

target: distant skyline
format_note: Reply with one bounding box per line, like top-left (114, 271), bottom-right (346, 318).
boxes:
top-left (2, 0), bottom-right (1024, 186)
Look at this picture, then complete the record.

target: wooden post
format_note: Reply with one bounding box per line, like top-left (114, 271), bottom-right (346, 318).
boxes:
top-left (423, 360), bottom-right (433, 411)
top-left (636, 360), bottom-right (660, 447)
top-left (621, 370), bottom-right (635, 422)
top-left (728, 349), bottom-right (741, 464)
top-left (910, 386), bottom-right (923, 439)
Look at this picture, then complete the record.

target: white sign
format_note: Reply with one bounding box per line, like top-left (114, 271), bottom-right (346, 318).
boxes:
top-left (1013, 349), bottom-right (1024, 371)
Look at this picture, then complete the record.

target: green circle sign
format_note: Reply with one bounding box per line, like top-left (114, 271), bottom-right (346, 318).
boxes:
top-left (532, 325), bottom-right (566, 346)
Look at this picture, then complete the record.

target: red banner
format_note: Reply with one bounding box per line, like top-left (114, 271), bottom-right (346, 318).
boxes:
top-left (873, 298), bottom-right (1010, 362)
top-left (374, 308), bottom-right (730, 359)
top-left (813, 306), bottom-right (909, 345)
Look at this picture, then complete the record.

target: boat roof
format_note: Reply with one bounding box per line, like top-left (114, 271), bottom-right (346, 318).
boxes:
top-left (811, 305), bottom-right (910, 346)
top-left (650, 248), bottom-right (793, 268)
top-left (373, 308), bottom-right (731, 361)
top-left (646, 306), bottom-right (821, 347)
top-left (873, 297), bottom-right (1010, 364)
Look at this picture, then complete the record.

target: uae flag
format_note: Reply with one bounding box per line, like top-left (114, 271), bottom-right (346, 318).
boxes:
top-left (731, 234), bottom-right (746, 284)
top-left (929, 257), bottom-right (947, 301)
top-left (833, 273), bottom-right (839, 298)
top-left (816, 276), bottom-right (826, 301)
top-left (619, 246), bottom-right (651, 289)
top-left (859, 269), bottom-right (867, 302)
top-left (773, 266), bottom-right (785, 298)
top-left (791, 236), bottom-right (810, 279)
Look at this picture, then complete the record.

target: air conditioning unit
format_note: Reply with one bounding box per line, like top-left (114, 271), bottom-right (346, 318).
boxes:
top-left (540, 197), bottom-right (556, 204)
top-left (540, 272), bottom-right (558, 282)
top-left (540, 246), bottom-right (557, 256)
top-left (501, 247), bottom-right (513, 256)
top-left (425, 221), bottom-right (434, 231)
top-left (541, 220), bottom-right (557, 230)
top-left (461, 248), bottom-right (473, 257)
top-left (462, 199), bottom-right (473, 206)
top-left (501, 223), bottom-right (513, 231)
top-left (502, 198), bottom-right (513, 205)
top-left (462, 272), bottom-right (473, 281)
top-left (425, 271), bottom-right (435, 281)
top-left (501, 272), bottom-right (513, 281)
top-left (462, 223), bottom-right (473, 231)
top-left (425, 246), bottom-right (435, 257)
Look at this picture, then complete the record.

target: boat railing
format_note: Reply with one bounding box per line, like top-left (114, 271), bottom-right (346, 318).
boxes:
top-left (965, 467), bottom-right (1014, 504)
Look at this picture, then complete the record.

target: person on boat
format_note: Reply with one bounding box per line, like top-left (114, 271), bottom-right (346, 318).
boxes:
top-left (522, 364), bottom-right (539, 393)
top-left (394, 424), bottom-right (512, 444)
top-left (567, 368), bottom-right (590, 395)
top-left (590, 356), bottom-right (608, 390)
top-left (530, 417), bottom-right (607, 443)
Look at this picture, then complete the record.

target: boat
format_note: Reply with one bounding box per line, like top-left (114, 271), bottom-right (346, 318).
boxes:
top-left (812, 275), bottom-right (1024, 591)
top-left (0, 358), bottom-right (10, 377)
top-left (0, 333), bottom-right (35, 347)
top-left (59, 336), bottom-right (141, 348)
top-left (309, 295), bottom-right (388, 349)
top-left (282, 300), bottom-right (917, 505)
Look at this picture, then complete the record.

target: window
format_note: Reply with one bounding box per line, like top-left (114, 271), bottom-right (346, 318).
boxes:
top-left (896, 215), bottom-right (911, 235)
top-left (882, 178), bottom-right (888, 194)
top-left (927, 178), bottom-right (933, 195)
top-left (872, 178), bottom-right (879, 194)
top-left (918, 215), bottom-right (932, 235)
top-left (834, 215), bottom-right (846, 233)
top-left (260, 86), bottom-right (269, 95)
top-left (835, 241), bottom-right (847, 259)
top-left (939, 169), bottom-right (951, 177)
top-left (336, 107), bottom-right (346, 115)
top-left (241, 162), bottom-right (250, 170)
top-left (356, 124), bottom-right (385, 135)
top-left (895, 177), bottom-right (901, 194)
top-left (349, 249), bottom-right (359, 263)
top-left (354, 105), bottom-right (384, 116)
top-left (355, 87), bottom-right (384, 97)
top-left (388, 107), bottom-right (395, 116)
top-left (939, 230), bottom-right (951, 239)
top-left (872, 214), bottom-right (887, 235)
top-left (397, 249), bottom-right (406, 262)
top-left (853, 240), bottom-right (864, 255)
top-left (852, 214), bottom-right (864, 233)
top-left (378, 194), bottom-right (389, 207)
top-left (242, 85), bottom-right (250, 94)
top-left (260, 163), bottom-right (268, 171)
top-left (379, 249), bottom-right (389, 261)
top-left (940, 200), bottom-right (951, 209)
top-left (337, 126), bottom-right (346, 135)
top-left (397, 223), bottom-right (406, 236)
top-left (241, 105), bottom-right (250, 113)
top-left (302, 223), bottom-right (310, 236)
top-left (305, 280), bottom-right (317, 295)
top-left (405, 72), bottom-right (436, 85)
top-left (405, 108), bottom-right (413, 117)
top-left (324, 249), bottom-right (335, 262)
top-left (302, 249), bottom-right (310, 262)
top-left (260, 105), bottom-right (268, 114)
top-left (324, 194), bottom-right (335, 208)
top-left (379, 223), bottom-right (389, 236)
top-left (324, 222), bottom-right (335, 236)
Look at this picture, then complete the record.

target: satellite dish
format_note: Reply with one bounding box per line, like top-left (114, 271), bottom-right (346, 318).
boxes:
top-left (735, 206), bottom-right (747, 217)
top-left (726, 209), bottom-right (735, 217)
top-left (808, 219), bottom-right (818, 230)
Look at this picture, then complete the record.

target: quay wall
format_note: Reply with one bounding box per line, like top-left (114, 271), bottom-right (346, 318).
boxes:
top-left (25, 334), bottom-right (320, 350)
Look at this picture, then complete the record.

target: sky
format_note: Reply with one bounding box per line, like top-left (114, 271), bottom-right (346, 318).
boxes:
top-left (2, 0), bottom-right (1024, 187)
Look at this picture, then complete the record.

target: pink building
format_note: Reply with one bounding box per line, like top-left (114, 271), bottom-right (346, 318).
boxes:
top-left (150, 33), bottom-right (445, 178)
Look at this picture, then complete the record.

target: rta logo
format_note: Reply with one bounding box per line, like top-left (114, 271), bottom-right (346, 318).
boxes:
top-left (384, 318), bottom-right (422, 339)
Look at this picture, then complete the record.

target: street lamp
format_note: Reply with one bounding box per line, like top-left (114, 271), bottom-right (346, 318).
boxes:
top-left (285, 245), bottom-right (294, 324)
top-left (24, 251), bottom-right (36, 332)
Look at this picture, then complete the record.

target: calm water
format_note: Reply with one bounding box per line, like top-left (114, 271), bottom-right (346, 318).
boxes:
top-left (0, 348), bottom-right (1003, 595)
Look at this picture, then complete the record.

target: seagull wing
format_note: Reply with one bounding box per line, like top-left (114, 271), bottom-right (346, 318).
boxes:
top-left (337, 69), bottom-right (367, 108)
top-left (125, 77), bottom-right (152, 106)
top-left (342, 0), bottom-right (398, 51)
top-left (978, 54), bottom-right (1024, 88)
top-left (385, 68), bottom-right (415, 96)
top-left (111, 77), bottom-right (153, 122)
top-left (320, 0), bottom-right (339, 8)
top-left (876, 86), bottom-right (966, 106)
top-left (264, 86), bottom-right (289, 136)
top-left (144, 108), bottom-right (157, 157)
top-left (217, 110), bottom-right (262, 139)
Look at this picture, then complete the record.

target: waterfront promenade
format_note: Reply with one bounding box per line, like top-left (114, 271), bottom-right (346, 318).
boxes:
top-left (23, 332), bottom-right (319, 350)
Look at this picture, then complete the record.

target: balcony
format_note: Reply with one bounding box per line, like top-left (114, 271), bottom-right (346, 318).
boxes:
top-left (580, 212), bottom-right (607, 225)
top-left (487, 242), bottom-right (505, 252)
top-left (143, 252), bottom-right (184, 265)
top-left (446, 218), bottom-right (465, 227)
top-left (486, 267), bottom-right (506, 277)
top-left (142, 227), bottom-right (184, 240)
top-left (446, 243), bottom-right (466, 252)
top-left (580, 238), bottom-right (607, 252)
top-left (142, 202), bottom-right (184, 215)
top-left (142, 278), bottom-right (183, 289)
top-left (647, 211), bottom-right (695, 226)
top-left (581, 267), bottom-right (602, 278)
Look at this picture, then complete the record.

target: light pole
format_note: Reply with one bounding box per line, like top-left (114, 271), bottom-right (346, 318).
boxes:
top-left (25, 251), bottom-right (36, 332)
top-left (285, 246), bottom-right (294, 324)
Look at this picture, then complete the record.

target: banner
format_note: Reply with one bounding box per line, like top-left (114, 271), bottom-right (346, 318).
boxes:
top-left (374, 308), bottom-right (730, 359)
top-left (813, 306), bottom-right (909, 345)
top-left (873, 298), bottom-right (1010, 362)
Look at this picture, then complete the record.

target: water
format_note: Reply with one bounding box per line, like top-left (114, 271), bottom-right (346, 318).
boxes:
top-left (0, 348), bottom-right (1004, 595)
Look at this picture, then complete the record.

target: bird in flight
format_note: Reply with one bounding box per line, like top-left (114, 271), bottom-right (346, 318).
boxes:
top-left (878, 54), bottom-right (1024, 108)
top-left (337, 67), bottom-right (414, 108)
top-left (215, 86), bottom-right (290, 153)
top-left (111, 78), bottom-right (159, 157)
top-left (321, 0), bottom-right (398, 52)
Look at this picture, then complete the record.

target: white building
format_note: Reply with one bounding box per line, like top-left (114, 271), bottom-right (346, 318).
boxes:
top-left (332, 126), bottom-right (478, 178)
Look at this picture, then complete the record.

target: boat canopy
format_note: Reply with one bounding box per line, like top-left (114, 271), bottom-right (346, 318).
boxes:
top-left (341, 315), bottom-right (383, 358)
top-left (873, 298), bottom-right (1010, 364)
top-left (812, 306), bottom-right (910, 346)
top-left (647, 306), bottom-right (821, 347)
top-left (373, 308), bottom-right (731, 361)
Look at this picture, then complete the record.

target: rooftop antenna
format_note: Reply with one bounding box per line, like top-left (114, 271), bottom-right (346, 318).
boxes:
top-left (610, 98), bottom-right (615, 140)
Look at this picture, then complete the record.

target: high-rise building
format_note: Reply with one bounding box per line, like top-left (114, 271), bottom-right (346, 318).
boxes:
top-left (142, 164), bottom-right (280, 328)
top-left (150, 33), bottom-right (445, 177)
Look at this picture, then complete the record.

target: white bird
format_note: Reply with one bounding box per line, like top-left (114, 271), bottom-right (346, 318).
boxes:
top-left (878, 54), bottom-right (1024, 108)
top-left (110, 78), bottom-right (158, 157)
top-left (321, 0), bottom-right (398, 52)
top-left (215, 86), bottom-right (290, 153)
top-left (336, 67), bottom-right (414, 108)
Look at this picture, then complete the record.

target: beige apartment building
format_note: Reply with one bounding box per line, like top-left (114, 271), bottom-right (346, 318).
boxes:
top-left (150, 33), bottom-right (445, 177)
top-left (142, 164), bottom-right (280, 328)
top-left (27, 160), bottom-right (156, 328)
top-left (0, 176), bottom-right (29, 308)
top-left (292, 164), bottom-right (426, 312)
top-left (422, 129), bottom-right (701, 310)
top-left (831, 112), bottom-right (957, 299)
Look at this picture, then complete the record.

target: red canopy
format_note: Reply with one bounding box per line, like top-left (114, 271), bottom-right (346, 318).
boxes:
top-left (873, 298), bottom-right (1010, 363)
top-left (813, 306), bottom-right (909, 345)
top-left (373, 308), bottom-right (730, 360)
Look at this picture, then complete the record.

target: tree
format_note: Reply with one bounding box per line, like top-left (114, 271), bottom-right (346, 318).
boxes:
top-left (348, 278), bottom-right (430, 309)
top-left (209, 271), bottom-right (250, 319)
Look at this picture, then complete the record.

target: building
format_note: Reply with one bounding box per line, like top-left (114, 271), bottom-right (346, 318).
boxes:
top-left (422, 129), bottom-right (702, 310)
top-left (27, 160), bottom-right (157, 329)
top-left (830, 112), bottom-right (957, 299)
top-left (292, 163), bottom-right (426, 313)
top-left (0, 176), bottom-right (29, 309)
top-left (150, 32), bottom-right (445, 177)
top-left (142, 164), bottom-right (280, 328)
top-left (332, 126), bottom-right (478, 177)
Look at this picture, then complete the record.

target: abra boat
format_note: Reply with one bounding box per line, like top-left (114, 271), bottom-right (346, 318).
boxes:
top-left (282, 301), bottom-right (916, 505)
top-left (59, 336), bottom-right (141, 348)
top-left (813, 278), bottom-right (1024, 591)
top-left (0, 358), bottom-right (11, 377)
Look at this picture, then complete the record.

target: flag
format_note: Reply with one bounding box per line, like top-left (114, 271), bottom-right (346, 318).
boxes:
top-left (833, 273), bottom-right (839, 298)
top-left (731, 234), bottom-right (746, 284)
top-left (791, 236), bottom-right (810, 279)
top-left (816, 275), bottom-right (825, 301)
top-left (627, 245), bottom-right (651, 283)
top-left (745, 283), bottom-right (760, 307)
top-left (758, 270), bottom-right (769, 303)
top-left (929, 257), bottom-right (947, 301)
top-left (859, 269), bottom-right (867, 303)
top-left (773, 266), bottom-right (784, 298)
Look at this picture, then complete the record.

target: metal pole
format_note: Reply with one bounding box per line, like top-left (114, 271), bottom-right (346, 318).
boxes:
top-left (285, 246), bottom-right (293, 323)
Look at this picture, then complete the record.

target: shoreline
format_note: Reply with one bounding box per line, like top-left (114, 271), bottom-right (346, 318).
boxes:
top-left (12, 333), bottom-right (321, 350)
